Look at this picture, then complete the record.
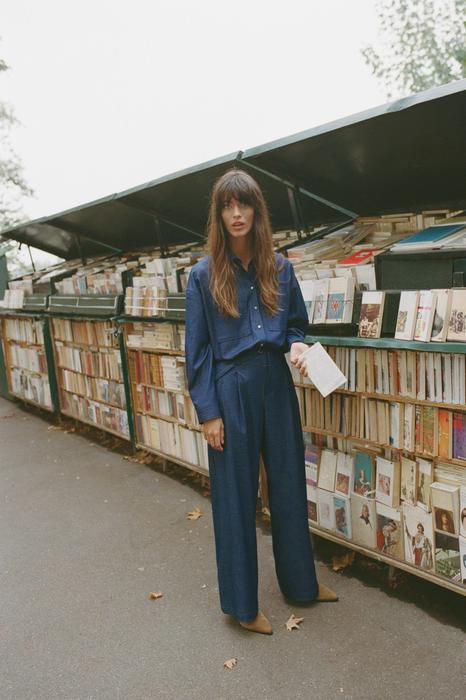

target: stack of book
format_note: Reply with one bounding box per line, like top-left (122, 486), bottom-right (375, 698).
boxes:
top-left (125, 322), bottom-right (182, 351)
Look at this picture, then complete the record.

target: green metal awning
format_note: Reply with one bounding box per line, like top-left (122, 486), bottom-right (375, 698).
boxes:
top-left (2, 80), bottom-right (465, 259)
top-left (241, 80), bottom-right (466, 222)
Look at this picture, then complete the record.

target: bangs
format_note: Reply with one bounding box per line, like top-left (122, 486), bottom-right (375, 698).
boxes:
top-left (215, 170), bottom-right (259, 208)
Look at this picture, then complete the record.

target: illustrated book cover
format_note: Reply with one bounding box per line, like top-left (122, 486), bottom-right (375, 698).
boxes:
top-left (402, 503), bottom-right (434, 571)
top-left (376, 502), bottom-right (404, 561)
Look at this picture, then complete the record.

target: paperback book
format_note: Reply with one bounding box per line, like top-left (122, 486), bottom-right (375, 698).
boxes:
top-left (395, 291), bottom-right (419, 341)
top-left (350, 494), bottom-right (377, 548)
top-left (376, 502), bottom-right (404, 561)
top-left (402, 503), bottom-right (434, 571)
top-left (358, 291), bottom-right (385, 339)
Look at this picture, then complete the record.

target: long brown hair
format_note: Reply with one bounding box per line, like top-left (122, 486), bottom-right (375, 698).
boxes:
top-left (206, 169), bottom-right (284, 318)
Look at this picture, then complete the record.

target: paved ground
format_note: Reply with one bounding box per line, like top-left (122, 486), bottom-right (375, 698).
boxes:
top-left (0, 396), bottom-right (465, 700)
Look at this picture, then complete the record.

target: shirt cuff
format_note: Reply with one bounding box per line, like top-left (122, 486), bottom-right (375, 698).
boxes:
top-left (196, 406), bottom-right (222, 424)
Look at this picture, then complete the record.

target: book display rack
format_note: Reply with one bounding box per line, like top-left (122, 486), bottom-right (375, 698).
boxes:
top-left (49, 315), bottom-right (132, 440)
top-left (287, 334), bottom-right (466, 596)
top-left (121, 316), bottom-right (209, 476)
top-left (0, 312), bottom-right (58, 412)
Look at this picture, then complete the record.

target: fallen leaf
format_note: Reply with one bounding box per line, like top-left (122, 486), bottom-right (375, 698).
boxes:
top-left (285, 614), bottom-right (304, 631)
top-left (149, 591), bottom-right (163, 600)
top-left (187, 507), bottom-right (203, 520)
top-left (0, 413), bottom-right (15, 419)
top-left (47, 425), bottom-right (62, 431)
top-left (224, 658), bottom-right (237, 670)
top-left (332, 551), bottom-right (355, 572)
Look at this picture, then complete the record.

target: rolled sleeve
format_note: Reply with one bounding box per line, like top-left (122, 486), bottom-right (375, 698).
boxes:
top-left (185, 270), bottom-right (221, 424)
top-left (285, 263), bottom-right (309, 350)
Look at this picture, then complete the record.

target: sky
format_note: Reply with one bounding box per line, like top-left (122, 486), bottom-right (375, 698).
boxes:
top-left (2, 0), bottom-right (388, 266)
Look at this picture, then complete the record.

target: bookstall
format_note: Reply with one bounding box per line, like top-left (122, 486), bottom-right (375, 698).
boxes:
top-left (240, 80), bottom-right (466, 594)
top-left (0, 81), bottom-right (465, 593)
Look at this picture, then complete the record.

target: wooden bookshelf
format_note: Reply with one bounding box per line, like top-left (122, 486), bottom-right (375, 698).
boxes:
top-left (122, 319), bottom-right (209, 476)
top-left (50, 317), bottom-right (131, 440)
top-left (0, 314), bottom-right (56, 412)
top-left (289, 335), bottom-right (466, 595)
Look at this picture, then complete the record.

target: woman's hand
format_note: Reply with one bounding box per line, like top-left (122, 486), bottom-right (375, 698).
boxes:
top-left (202, 417), bottom-right (225, 451)
top-left (290, 341), bottom-right (309, 378)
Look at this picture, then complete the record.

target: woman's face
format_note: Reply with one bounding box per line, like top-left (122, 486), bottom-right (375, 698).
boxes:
top-left (221, 197), bottom-right (254, 240)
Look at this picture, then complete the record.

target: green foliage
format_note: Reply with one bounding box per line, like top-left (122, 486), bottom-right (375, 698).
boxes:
top-left (362, 0), bottom-right (466, 98)
top-left (0, 43), bottom-right (34, 276)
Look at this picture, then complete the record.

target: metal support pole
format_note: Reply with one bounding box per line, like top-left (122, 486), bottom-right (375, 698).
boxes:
top-left (237, 155), bottom-right (358, 220)
top-left (286, 187), bottom-right (305, 239)
top-left (27, 245), bottom-right (36, 272)
top-left (119, 196), bottom-right (205, 243)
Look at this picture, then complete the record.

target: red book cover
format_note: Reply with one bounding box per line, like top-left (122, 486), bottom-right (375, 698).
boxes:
top-left (337, 249), bottom-right (375, 266)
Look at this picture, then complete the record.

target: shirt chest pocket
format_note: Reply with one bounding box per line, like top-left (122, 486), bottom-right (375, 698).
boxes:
top-left (210, 297), bottom-right (252, 342)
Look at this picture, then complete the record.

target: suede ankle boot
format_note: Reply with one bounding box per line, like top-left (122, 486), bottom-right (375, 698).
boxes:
top-left (238, 610), bottom-right (273, 635)
top-left (316, 583), bottom-right (339, 601)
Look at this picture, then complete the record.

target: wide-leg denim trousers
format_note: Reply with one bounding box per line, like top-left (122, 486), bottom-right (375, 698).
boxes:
top-left (207, 345), bottom-right (318, 622)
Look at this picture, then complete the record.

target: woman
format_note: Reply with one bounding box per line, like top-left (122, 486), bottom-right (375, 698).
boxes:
top-left (185, 169), bottom-right (337, 636)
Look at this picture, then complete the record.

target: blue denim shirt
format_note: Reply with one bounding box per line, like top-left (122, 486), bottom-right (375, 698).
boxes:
top-left (185, 251), bottom-right (308, 423)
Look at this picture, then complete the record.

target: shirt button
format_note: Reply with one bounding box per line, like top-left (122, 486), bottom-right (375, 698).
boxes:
top-left (250, 285), bottom-right (254, 290)
top-left (254, 305), bottom-right (258, 309)
top-left (257, 324), bottom-right (261, 328)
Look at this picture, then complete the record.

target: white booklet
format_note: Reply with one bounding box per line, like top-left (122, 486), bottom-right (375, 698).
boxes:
top-left (299, 342), bottom-right (348, 398)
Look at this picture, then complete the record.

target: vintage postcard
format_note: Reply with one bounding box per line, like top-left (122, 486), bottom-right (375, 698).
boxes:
top-left (402, 503), bottom-right (434, 571)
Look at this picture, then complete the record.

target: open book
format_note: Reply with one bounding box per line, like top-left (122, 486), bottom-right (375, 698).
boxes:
top-left (298, 342), bottom-right (348, 398)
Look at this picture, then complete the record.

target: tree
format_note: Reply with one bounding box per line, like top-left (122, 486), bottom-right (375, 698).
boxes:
top-left (0, 45), bottom-right (34, 276)
top-left (362, 0), bottom-right (466, 99)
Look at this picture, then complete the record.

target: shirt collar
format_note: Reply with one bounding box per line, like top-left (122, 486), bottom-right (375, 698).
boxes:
top-left (227, 248), bottom-right (255, 271)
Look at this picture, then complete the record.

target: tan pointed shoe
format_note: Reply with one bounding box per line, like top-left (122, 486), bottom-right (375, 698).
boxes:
top-left (316, 583), bottom-right (339, 602)
top-left (239, 610), bottom-right (273, 635)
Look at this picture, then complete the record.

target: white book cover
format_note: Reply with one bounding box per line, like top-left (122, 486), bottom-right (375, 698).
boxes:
top-left (376, 456), bottom-right (400, 508)
top-left (461, 486), bottom-right (466, 538)
top-left (326, 277), bottom-right (355, 324)
top-left (334, 452), bottom-right (354, 497)
top-left (395, 291), bottom-right (419, 340)
top-left (311, 279), bottom-right (329, 324)
top-left (358, 291), bottom-right (385, 338)
top-left (402, 503), bottom-right (434, 571)
top-left (376, 502), bottom-right (404, 560)
top-left (317, 448), bottom-right (338, 492)
top-left (299, 342), bottom-right (347, 398)
top-left (413, 290), bottom-right (437, 342)
top-left (350, 494), bottom-right (377, 548)
top-left (298, 279), bottom-right (316, 323)
top-left (447, 289), bottom-right (466, 341)
top-left (317, 488), bottom-right (336, 530)
top-left (431, 482), bottom-right (460, 535)
top-left (333, 495), bottom-right (352, 539)
top-left (431, 289), bottom-right (453, 342)
top-left (460, 535), bottom-right (466, 585)
top-left (400, 457), bottom-right (417, 505)
top-left (355, 265), bottom-right (376, 291)
top-left (416, 458), bottom-right (433, 512)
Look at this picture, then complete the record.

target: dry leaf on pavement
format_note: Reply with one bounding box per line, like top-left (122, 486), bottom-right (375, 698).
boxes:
top-left (149, 591), bottom-right (163, 600)
top-left (187, 507), bottom-right (203, 520)
top-left (331, 551), bottom-right (355, 572)
top-left (224, 658), bottom-right (237, 670)
top-left (285, 614), bottom-right (304, 631)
